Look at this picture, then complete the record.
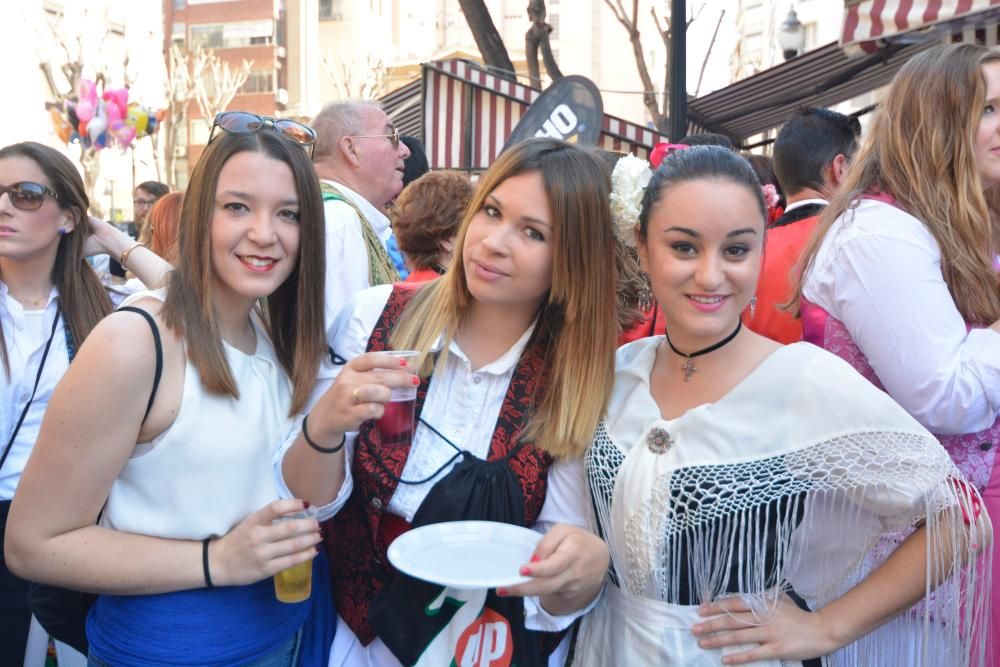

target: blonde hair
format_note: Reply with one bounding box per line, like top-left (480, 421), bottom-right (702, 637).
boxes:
top-left (390, 139), bottom-right (618, 459)
top-left (793, 43), bottom-right (1000, 323)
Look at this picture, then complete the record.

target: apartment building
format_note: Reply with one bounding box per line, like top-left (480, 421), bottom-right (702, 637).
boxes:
top-left (163, 0), bottom-right (289, 184)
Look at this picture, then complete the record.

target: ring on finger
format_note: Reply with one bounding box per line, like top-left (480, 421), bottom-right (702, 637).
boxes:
top-left (352, 387), bottom-right (362, 404)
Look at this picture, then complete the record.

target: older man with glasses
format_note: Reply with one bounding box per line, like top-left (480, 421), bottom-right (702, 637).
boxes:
top-left (310, 101), bottom-right (411, 335)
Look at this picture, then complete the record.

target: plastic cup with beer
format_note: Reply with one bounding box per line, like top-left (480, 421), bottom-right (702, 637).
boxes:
top-left (272, 505), bottom-right (319, 603)
top-left (375, 350), bottom-right (420, 447)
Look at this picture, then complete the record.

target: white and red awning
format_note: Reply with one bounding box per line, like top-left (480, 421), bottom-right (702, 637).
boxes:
top-left (382, 59), bottom-right (672, 171)
top-left (842, 0), bottom-right (1000, 54)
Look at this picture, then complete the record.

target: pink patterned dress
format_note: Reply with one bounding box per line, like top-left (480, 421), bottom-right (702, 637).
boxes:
top-left (801, 302), bottom-right (999, 661)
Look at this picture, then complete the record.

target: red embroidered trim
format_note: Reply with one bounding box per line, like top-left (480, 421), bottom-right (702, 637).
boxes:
top-left (324, 284), bottom-right (555, 645)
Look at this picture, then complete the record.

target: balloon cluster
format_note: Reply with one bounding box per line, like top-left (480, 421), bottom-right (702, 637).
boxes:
top-left (49, 79), bottom-right (165, 151)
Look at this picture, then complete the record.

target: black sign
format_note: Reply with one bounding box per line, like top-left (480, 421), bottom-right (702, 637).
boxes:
top-left (503, 75), bottom-right (604, 149)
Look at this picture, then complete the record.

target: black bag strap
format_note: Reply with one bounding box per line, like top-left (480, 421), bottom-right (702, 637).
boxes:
top-left (117, 306), bottom-right (163, 424)
top-left (0, 305), bottom-right (63, 473)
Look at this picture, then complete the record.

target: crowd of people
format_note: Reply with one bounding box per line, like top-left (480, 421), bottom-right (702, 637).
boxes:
top-left (0, 41), bottom-right (997, 667)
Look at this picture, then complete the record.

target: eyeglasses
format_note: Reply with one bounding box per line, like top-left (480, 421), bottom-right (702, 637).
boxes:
top-left (209, 111), bottom-right (317, 157)
top-left (349, 126), bottom-right (400, 150)
top-left (0, 182), bottom-right (60, 211)
top-left (133, 198), bottom-right (156, 207)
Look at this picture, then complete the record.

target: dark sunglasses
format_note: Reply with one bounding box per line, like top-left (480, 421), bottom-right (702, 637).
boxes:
top-left (0, 182), bottom-right (60, 211)
top-left (350, 126), bottom-right (401, 150)
top-left (209, 112), bottom-right (317, 157)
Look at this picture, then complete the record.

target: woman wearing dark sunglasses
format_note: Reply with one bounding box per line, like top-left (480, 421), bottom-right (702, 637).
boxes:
top-left (5, 119), bottom-right (354, 666)
top-left (0, 141), bottom-right (171, 664)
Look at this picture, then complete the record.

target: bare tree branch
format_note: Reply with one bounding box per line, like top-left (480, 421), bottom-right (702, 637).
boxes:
top-left (40, 7), bottom-right (112, 215)
top-left (457, 0), bottom-right (515, 78)
top-left (687, 2), bottom-right (706, 29)
top-left (651, 8), bottom-right (671, 117)
top-left (608, 1), bottom-right (718, 133)
top-left (193, 56), bottom-right (253, 131)
top-left (604, 0), bottom-right (665, 129)
top-left (696, 9), bottom-right (725, 96)
top-left (163, 44), bottom-right (206, 188)
top-left (321, 52), bottom-right (386, 99)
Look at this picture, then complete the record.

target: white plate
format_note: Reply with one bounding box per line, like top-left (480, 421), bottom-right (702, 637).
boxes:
top-left (387, 520), bottom-right (542, 590)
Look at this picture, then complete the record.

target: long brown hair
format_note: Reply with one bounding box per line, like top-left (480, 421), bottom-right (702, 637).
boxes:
top-left (391, 139), bottom-right (618, 459)
top-left (793, 43), bottom-right (1000, 323)
top-left (161, 130), bottom-right (326, 415)
top-left (0, 142), bottom-right (113, 376)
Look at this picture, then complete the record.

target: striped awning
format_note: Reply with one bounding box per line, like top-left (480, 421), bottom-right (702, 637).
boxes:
top-left (387, 59), bottom-right (670, 171)
top-left (686, 40), bottom-right (933, 143)
top-left (842, 0), bottom-right (1000, 55)
top-left (382, 78), bottom-right (422, 140)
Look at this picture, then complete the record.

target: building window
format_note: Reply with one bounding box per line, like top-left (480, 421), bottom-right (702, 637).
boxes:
top-left (173, 0), bottom-right (185, 8)
top-left (171, 22), bottom-right (186, 47)
top-left (319, 0), bottom-right (344, 21)
top-left (241, 70), bottom-right (275, 94)
top-left (190, 121), bottom-right (211, 146)
top-left (190, 24), bottom-right (223, 49)
top-left (190, 20), bottom-right (273, 49)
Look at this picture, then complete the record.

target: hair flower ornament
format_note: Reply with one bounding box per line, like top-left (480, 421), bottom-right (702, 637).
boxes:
top-left (610, 154), bottom-right (652, 247)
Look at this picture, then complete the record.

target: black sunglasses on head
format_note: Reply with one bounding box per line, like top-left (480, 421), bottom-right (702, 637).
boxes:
top-left (0, 182), bottom-right (60, 211)
top-left (209, 112), bottom-right (317, 157)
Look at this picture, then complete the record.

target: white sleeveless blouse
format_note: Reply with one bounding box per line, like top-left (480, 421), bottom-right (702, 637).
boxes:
top-left (101, 290), bottom-right (294, 540)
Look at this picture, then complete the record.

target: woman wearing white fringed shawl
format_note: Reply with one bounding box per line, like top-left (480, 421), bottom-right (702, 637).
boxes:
top-left (574, 147), bottom-right (992, 666)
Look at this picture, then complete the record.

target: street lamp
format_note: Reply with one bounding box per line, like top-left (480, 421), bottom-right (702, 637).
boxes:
top-left (778, 7), bottom-right (806, 60)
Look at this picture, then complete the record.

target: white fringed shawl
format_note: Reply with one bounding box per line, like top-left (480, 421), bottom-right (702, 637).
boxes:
top-left (580, 340), bottom-right (991, 666)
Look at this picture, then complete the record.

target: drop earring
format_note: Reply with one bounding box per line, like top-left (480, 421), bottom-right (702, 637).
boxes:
top-left (638, 271), bottom-right (653, 311)
top-left (749, 295), bottom-right (757, 319)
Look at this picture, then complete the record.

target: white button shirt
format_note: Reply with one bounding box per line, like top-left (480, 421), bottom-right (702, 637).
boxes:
top-left (0, 280), bottom-right (150, 501)
top-left (276, 284), bottom-right (593, 667)
top-left (803, 199), bottom-right (1000, 434)
top-left (0, 287), bottom-right (65, 501)
top-left (320, 180), bottom-right (393, 336)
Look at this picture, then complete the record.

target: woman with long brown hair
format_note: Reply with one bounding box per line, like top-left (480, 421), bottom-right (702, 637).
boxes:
top-left (0, 141), bottom-right (170, 663)
top-left (5, 115), bottom-right (348, 665)
top-left (279, 138), bottom-right (616, 666)
top-left (795, 43), bottom-right (1000, 660)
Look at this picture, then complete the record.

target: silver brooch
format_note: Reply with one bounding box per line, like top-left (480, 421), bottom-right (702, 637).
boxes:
top-left (646, 427), bottom-right (673, 454)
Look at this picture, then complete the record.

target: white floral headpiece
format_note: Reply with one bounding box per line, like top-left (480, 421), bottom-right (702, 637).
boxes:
top-left (610, 154), bottom-right (652, 248)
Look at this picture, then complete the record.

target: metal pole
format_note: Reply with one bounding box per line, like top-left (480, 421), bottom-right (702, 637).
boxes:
top-left (669, 0), bottom-right (687, 141)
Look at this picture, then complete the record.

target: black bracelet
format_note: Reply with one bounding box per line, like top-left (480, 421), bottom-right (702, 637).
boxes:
top-left (202, 536), bottom-right (215, 588)
top-left (302, 413), bottom-right (345, 454)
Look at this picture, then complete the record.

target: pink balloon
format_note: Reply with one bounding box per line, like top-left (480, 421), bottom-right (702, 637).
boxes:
top-left (75, 100), bottom-right (95, 122)
top-left (106, 101), bottom-right (122, 125)
top-left (110, 121), bottom-right (135, 148)
top-left (103, 88), bottom-right (129, 119)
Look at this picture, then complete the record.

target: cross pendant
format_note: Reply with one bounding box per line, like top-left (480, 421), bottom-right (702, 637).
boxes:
top-left (681, 358), bottom-right (697, 382)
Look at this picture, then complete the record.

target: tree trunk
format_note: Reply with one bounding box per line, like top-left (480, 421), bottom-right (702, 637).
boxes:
top-left (604, 0), bottom-right (667, 131)
top-left (80, 149), bottom-right (102, 217)
top-left (458, 0), bottom-right (515, 79)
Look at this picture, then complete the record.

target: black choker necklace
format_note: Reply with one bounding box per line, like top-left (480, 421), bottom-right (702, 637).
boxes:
top-left (664, 320), bottom-right (742, 382)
